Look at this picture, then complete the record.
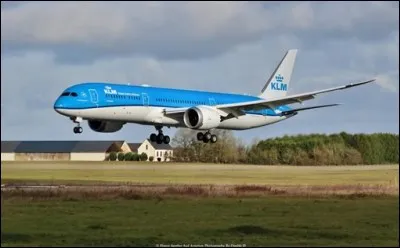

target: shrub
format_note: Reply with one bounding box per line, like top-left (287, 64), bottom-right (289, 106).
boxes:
top-left (124, 152), bottom-right (133, 161)
top-left (149, 156), bottom-right (154, 162)
top-left (109, 152), bottom-right (117, 161)
top-left (131, 153), bottom-right (139, 161)
top-left (118, 152), bottom-right (125, 161)
top-left (140, 152), bottom-right (148, 161)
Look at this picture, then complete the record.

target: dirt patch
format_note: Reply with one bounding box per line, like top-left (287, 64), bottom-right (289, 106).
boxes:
top-left (1, 183), bottom-right (398, 201)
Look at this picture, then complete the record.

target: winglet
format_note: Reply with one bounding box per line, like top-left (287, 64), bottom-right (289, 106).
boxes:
top-left (344, 79), bottom-right (375, 88)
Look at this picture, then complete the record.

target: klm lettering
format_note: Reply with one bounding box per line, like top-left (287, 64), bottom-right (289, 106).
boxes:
top-left (104, 88), bottom-right (117, 94)
top-left (271, 82), bottom-right (287, 91)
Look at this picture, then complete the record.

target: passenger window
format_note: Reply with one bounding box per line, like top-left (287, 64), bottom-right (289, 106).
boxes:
top-left (71, 92), bottom-right (78, 97)
top-left (61, 92), bottom-right (70, 96)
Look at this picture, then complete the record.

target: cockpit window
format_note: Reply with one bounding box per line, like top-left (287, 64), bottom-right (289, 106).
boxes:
top-left (71, 92), bottom-right (78, 97)
top-left (61, 92), bottom-right (70, 96)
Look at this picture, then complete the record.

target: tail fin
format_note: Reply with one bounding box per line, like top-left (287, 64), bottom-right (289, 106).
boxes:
top-left (259, 49), bottom-right (297, 100)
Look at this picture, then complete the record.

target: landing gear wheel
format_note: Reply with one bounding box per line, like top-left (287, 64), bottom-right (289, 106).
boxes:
top-left (163, 135), bottom-right (170, 144)
top-left (73, 127), bottom-right (83, 134)
top-left (204, 132), bottom-right (212, 141)
top-left (150, 133), bottom-right (157, 142)
top-left (156, 134), bottom-right (164, 144)
top-left (203, 133), bottom-right (211, 143)
top-left (210, 135), bottom-right (217, 143)
top-left (197, 132), bottom-right (204, 141)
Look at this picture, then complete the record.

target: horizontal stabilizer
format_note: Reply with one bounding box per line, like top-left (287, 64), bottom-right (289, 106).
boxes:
top-left (279, 103), bottom-right (341, 116)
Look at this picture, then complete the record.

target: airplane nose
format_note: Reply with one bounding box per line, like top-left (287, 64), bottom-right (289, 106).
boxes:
top-left (53, 98), bottom-right (65, 114)
top-left (54, 99), bottom-right (61, 108)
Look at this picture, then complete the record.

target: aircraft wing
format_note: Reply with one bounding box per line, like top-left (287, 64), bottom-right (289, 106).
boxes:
top-left (163, 79), bottom-right (375, 116)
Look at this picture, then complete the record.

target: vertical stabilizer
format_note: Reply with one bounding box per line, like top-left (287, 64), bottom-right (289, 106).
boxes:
top-left (259, 49), bottom-right (297, 99)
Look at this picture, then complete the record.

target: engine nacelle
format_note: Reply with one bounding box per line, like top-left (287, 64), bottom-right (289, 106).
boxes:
top-left (183, 106), bottom-right (221, 130)
top-left (88, 120), bottom-right (124, 133)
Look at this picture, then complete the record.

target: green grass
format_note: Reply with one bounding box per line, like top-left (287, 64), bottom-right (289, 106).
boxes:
top-left (1, 196), bottom-right (398, 247)
top-left (1, 162), bottom-right (399, 186)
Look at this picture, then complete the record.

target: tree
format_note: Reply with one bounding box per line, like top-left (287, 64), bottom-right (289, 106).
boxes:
top-left (171, 128), bottom-right (240, 163)
top-left (109, 152), bottom-right (117, 161)
top-left (140, 152), bottom-right (148, 161)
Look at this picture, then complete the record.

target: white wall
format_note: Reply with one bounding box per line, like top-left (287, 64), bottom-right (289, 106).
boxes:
top-left (1, 152), bottom-right (15, 161)
top-left (70, 152), bottom-right (106, 161)
top-left (137, 139), bottom-right (156, 161)
top-left (15, 153), bottom-right (70, 161)
top-left (135, 139), bottom-right (174, 162)
top-left (154, 149), bottom-right (173, 162)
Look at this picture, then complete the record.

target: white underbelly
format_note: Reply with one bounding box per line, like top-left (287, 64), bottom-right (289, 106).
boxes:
top-left (218, 114), bottom-right (286, 130)
top-left (59, 106), bottom-right (287, 130)
top-left (62, 106), bottom-right (182, 125)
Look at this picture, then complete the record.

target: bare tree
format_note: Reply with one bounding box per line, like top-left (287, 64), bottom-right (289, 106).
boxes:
top-left (172, 128), bottom-right (241, 163)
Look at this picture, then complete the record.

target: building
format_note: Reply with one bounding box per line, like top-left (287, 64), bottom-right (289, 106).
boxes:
top-left (1, 141), bottom-right (20, 161)
top-left (128, 139), bottom-right (174, 162)
top-left (1, 141), bottom-right (128, 161)
top-left (14, 141), bottom-right (76, 161)
top-left (70, 141), bottom-right (130, 161)
top-left (1, 139), bottom-right (173, 162)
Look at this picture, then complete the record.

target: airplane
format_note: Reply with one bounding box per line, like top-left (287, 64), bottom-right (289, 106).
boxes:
top-left (53, 49), bottom-right (375, 144)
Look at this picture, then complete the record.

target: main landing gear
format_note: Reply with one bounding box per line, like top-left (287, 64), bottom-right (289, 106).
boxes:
top-left (197, 131), bottom-right (217, 143)
top-left (150, 126), bottom-right (170, 144)
top-left (72, 117), bottom-right (83, 134)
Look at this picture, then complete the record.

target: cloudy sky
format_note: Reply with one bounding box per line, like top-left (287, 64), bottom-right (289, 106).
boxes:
top-left (1, 1), bottom-right (399, 144)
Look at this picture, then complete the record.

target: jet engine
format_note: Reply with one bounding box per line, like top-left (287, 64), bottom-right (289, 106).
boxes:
top-left (88, 120), bottom-right (124, 133)
top-left (183, 106), bottom-right (221, 130)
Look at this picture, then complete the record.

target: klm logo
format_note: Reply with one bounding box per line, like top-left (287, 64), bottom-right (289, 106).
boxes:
top-left (271, 74), bottom-right (287, 91)
top-left (104, 86), bottom-right (117, 94)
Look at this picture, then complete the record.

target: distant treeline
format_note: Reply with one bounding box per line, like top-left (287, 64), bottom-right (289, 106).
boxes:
top-left (172, 130), bottom-right (399, 165)
top-left (247, 132), bottom-right (399, 165)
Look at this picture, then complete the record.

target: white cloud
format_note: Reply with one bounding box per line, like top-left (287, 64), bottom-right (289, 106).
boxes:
top-left (375, 71), bottom-right (399, 92)
top-left (2, 2), bottom-right (398, 63)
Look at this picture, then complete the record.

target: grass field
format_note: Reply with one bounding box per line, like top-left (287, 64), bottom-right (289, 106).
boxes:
top-left (1, 162), bottom-right (399, 246)
top-left (2, 195), bottom-right (399, 247)
top-left (1, 162), bottom-right (399, 186)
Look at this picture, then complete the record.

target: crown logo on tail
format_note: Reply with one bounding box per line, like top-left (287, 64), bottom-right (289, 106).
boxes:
top-left (275, 74), bottom-right (284, 83)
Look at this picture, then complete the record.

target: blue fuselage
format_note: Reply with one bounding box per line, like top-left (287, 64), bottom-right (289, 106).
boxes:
top-left (54, 82), bottom-right (292, 117)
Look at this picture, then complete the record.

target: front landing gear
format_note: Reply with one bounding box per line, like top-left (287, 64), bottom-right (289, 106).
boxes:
top-left (197, 131), bottom-right (217, 143)
top-left (150, 126), bottom-right (170, 144)
top-left (73, 126), bottom-right (83, 134)
top-left (71, 117), bottom-right (83, 134)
